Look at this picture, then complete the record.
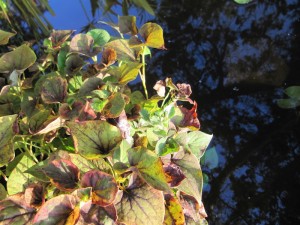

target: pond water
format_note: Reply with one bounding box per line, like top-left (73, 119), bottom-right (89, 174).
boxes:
top-left (45, 0), bottom-right (300, 224)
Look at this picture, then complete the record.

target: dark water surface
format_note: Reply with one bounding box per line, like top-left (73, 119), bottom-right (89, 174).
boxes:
top-left (48, 0), bottom-right (300, 224)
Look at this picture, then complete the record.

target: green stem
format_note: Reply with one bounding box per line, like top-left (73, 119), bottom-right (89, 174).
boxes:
top-left (0, 170), bottom-right (8, 182)
top-left (139, 48), bottom-right (148, 99)
top-left (104, 158), bottom-right (116, 179)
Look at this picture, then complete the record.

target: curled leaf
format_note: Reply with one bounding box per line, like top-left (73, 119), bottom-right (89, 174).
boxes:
top-left (139, 22), bottom-right (165, 49)
top-left (118, 16), bottom-right (138, 35)
top-left (0, 29), bottom-right (16, 45)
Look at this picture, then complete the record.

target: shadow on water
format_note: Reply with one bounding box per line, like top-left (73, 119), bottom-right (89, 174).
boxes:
top-left (148, 0), bottom-right (300, 224)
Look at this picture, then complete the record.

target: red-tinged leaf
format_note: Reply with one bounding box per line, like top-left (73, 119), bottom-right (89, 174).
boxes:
top-left (67, 120), bottom-right (122, 159)
top-left (41, 76), bottom-right (67, 104)
top-left (69, 154), bottom-right (109, 174)
top-left (164, 194), bottom-right (185, 225)
top-left (24, 183), bottom-right (45, 208)
top-left (102, 92), bottom-right (126, 118)
top-left (33, 194), bottom-right (79, 225)
top-left (128, 147), bottom-right (170, 192)
top-left (0, 114), bottom-right (17, 167)
top-left (153, 80), bottom-right (166, 97)
top-left (115, 177), bottom-right (165, 225)
top-left (163, 163), bottom-right (186, 187)
top-left (101, 47), bottom-right (117, 67)
top-left (36, 116), bottom-right (65, 135)
top-left (104, 39), bottom-right (136, 62)
top-left (0, 193), bottom-right (36, 224)
top-left (176, 83), bottom-right (192, 98)
top-left (50, 30), bottom-right (74, 49)
top-left (77, 200), bottom-right (117, 224)
top-left (81, 170), bottom-right (118, 207)
top-left (72, 187), bottom-right (92, 203)
top-left (118, 16), bottom-right (138, 35)
top-left (65, 54), bottom-right (85, 75)
top-left (172, 151), bottom-right (203, 204)
top-left (59, 100), bottom-right (97, 121)
top-left (28, 109), bottom-right (51, 134)
top-left (42, 159), bottom-right (80, 191)
top-left (178, 192), bottom-right (207, 224)
top-left (116, 110), bottom-right (131, 141)
top-left (139, 22), bottom-right (165, 49)
top-left (70, 34), bottom-right (94, 56)
top-left (171, 102), bottom-right (200, 130)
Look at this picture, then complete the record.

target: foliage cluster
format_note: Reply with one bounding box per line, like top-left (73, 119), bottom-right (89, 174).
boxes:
top-left (0, 16), bottom-right (212, 225)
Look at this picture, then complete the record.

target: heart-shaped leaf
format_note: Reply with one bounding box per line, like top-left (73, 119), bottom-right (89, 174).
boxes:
top-left (41, 76), bottom-right (67, 104)
top-left (0, 29), bottom-right (15, 45)
top-left (87, 29), bottom-right (110, 47)
top-left (139, 22), bottom-right (165, 49)
top-left (115, 178), bottom-right (165, 225)
top-left (0, 44), bottom-right (36, 73)
top-left (102, 92), bottom-right (126, 118)
top-left (33, 194), bottom-right (79, 224)
top-left (128, 147), bottom-right (170, 192)
top-left (67, 120), bottom-right (122, 159)
top-left (70, 33), bottom-right (95, 56)
top-left (108, 62), bottom-right (142, 85)
top-left (50, 30), bottom-right (74, 48)
top-left (0, 193), bottom-right (36, 224)
top-left (42, 159), bottom-right (80, 191)
top-left (101, 47), bottom-right (117, 67)
top-left (81, 170), bottom-right (118, 207)
top-left (0, 114), bottom-right (17, 167)
top-left (78, 200), bottom-right (117, 224)
top-left (24, 183), bottom-right (45, 208)
top-left (69, 154), bottom-right (109, 174)
top-left (163, 163), bottom-right (186, 187)
top-left (7, 153), bottom-right (36, 195)
top-left (175, 131), bottom-right (213, 159)
top-left (164, 194), bottom-right (185, 225)
top-left (118, 16), bottom-right (138, 35)
top-left (104, 39), bottom-right (136, 62)
top-left (172, 151), bottom-right (203, 204)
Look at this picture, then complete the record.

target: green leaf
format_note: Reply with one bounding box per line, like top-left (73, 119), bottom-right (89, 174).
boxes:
top-left (277, 98), bottom-right (300, 109)
top-left (285, 86), bottom-right (300, 100)
top-left (42, 159), bottom-right (80, 191)
top-left (113, 139), bottom-right (131, 164)
top-left (104, 39), bottom-right (136, 62)
top-left (41, 76), bottom-right (67, 104)
top-left (175, 131), bottom-right (213, 159)
top-left (118, 16), bottom-right (138, 35)
top-left (0, 114), bottom-right (17, 167)
top-left (33, 194), bottom-right (79, 224)
top-left (57, 48), bottom-right (68, 72)
top-left (156, 136), bottom-right (180, 156)
top-left (0, 29), bottom-right (15, 45)
top-left (128, 147), bottom-right (170, 192)
top-left (65, 54), bottom-right (85, 75)
top-left (172, 151), bottom-right (203, 204)
top-left (20, 89), bottom-right (37, 117)
top-left (102, 92), bottom-right (126, 118)
top-left (28, 109), bottom-right (51, 134)
top-left (132, 0), bottom-right (155, 15)
top-left (67, 120), bottom-right (122, 159)
top-left (7, 153), bottom-right (35, 195)
top-left (87, 29), bottom-right (110, 47)
top-left (0, 183), bottom-right (7, 200)
top-left (164, 194), bottom-right (185, 225)
top-left (108, 62), bottom-right (142, 84)
top-left (0, 44), bottom-right (36, 73)
top-left (0, 194), bottom-right (36, 224)
top-left (70, 33), bottom-right (95, 56)
top-left (234, 0), bottom-right (252, 4)
top-left (115, 178), bottom-right (165, 225)
top-left (139, 22), bottom-right (164, 49)
top-left (24, 159), bottom-right (50, 182)
top-left (81, 170), bottom-right (118, 207)
top-left (201, 147), bottom-right (218, 169)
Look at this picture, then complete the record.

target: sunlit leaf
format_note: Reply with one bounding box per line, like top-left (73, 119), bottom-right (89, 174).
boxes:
top-left (172, 151), bottom-right (203, 204)
top-left (67, 120), bottom-right (122, 159)
top-left (139, 22), bottom-right (164, 49)
top-left (108, 62), bottom-right (142, 85)
top-left (33, 194), bottom-right (79, 224)
top-left (24, 159), bottom-right (49, 182)
top-left (101, 47), bottom-right (117, 67)
top-left (70, 33), bottom-right (95, 56)
top-left (42, 159), bottom-right (80, 191)
top-left (164, 194), bottom-right (185, 225)
top-left (171, 102), bottom-right (200, 129)
top-left (28, 109), bottom-right (51, 134)
top-left (41, 76), bottom-right (67, 104)
top-left (102, 92), bottom-right (126, 118)
top-left (115, 177), bottom-right (165, 225)
top-left (7, 153), bottom-right (35, 195)
top-left (81, 170), bottom-right (118, 207)
top-left (69, 154), bottom-right (109, 174)
top-left (155, 136), bottom-right (180, 156)
top-left (128, 147), bottom-right (170, 192)
top-left (153, 80), bottom-right (166, 97)
top-left (0, 29), bottom-right (15, 45)
top-left (87, 29), bottom-right (110, 47)
top-left (24, 183), bottom-right (45, 208)
top-left (118, 16), bottom-right (138, 35)
top-left (175, 131), bottom-right (213, 159)
top-left (59, 100), bottom-right (97, 121)
top-left (104, 39), bottom-right (136, 62)
top-left (0, 114), bottom-right (18, 167)
top-left (0, 193), bottom-right (36, 224)
top-left (78, 200), bottom-right (117, 224)
top-left (163, 163), bottom-right (185, 187)
top-left (200, 147), bottom-right (218, 169)
top-left (178, 192), bottom-right (207, 224)
top-left (0, 44), bottom-right (36, 73)
top-left (72, 187), bottom-right (92, 203)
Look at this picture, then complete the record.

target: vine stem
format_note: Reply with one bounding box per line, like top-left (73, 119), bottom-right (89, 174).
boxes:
top-left (139, 47), bottom-right (148, 99)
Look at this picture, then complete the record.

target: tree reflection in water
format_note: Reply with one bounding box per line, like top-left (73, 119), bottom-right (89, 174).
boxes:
top-left (146, 0), bottom-right (300, 224)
